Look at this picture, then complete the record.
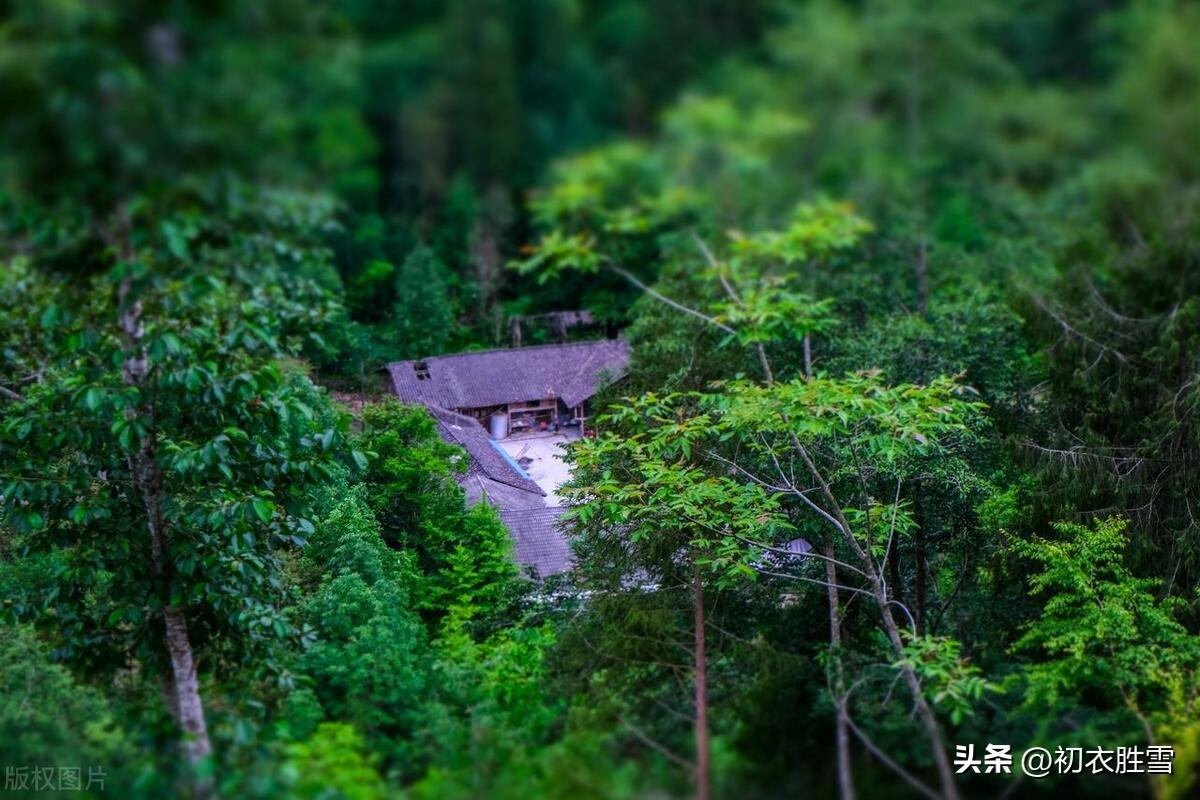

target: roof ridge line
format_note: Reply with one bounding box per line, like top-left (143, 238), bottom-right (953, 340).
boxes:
top-left (384, 337), bottom-right (622, 367)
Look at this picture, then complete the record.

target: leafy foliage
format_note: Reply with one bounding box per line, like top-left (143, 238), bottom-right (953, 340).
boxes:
top-left (898, 632), bottom-right (998, 726)
top-left (5, 1), bottom-right (1200, 797)
top-left (1010, 518), bottom-right (1200, 731)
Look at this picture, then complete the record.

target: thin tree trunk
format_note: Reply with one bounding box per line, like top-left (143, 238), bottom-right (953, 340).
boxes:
top-left (873, 577), bottom-right (958, 800)
top-left (164, 607), bottom-right (212, 767)
top-left (824, 539), bottom-right (855, 800)
top-left (804, 260), bottom-right (818, 380)
top-left (134, 410), bottom-right (216, 792)
top-left (359, 357), bottom-right (366, 414)
top-left (915, 525), bottom-right (928, 637)
top-left (789, 439), bottom-right (959, 800)
top-left (119, 275), bottom-right (214, 792)
top-left (135, 413), bottom-right (215, 789)
top-left (804, 332), bottom-right (813, 380)
top-left (913, 485), bottom-right (929, 636)
top-left (472, 184), bottom-right (512, 325)
top-left (915, 237), bottom-right (928, 320)
top-left (693, 567), bottom-right (710, 800)
top-left (135, 441), bottom-right (213, 768)
top-left (887, 538), bottom-right (903, 608)
top-left (803, 263), bottom-right (852, 798)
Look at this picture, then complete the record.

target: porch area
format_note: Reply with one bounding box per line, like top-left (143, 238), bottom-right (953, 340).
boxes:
top-left (494, 429), bottom-right (581, 505)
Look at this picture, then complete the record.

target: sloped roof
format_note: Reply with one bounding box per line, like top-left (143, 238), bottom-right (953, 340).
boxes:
top-left (464, 473), bottom-right (547, 511)
top-left (499, 507), bottom-right (574, 577)
top-left (385, 339), bottom-right (629, 410)
top-left (428, 406), bottom-right (545, 497)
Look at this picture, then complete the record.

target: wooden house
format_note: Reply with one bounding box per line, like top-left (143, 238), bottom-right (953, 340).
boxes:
top-left (384, 339), bottom-right (629, 438)
top-left (381, 339), bottom-right (630, 578)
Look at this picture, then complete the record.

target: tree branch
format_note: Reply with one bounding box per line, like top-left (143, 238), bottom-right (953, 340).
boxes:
top-left (607, 263), bottom-right (735, 335)
top-left (618, 715), bottom-right (696, 771)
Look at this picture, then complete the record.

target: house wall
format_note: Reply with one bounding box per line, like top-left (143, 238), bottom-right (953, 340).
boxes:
top-left (508, 398), bottom-right (557, 433)
top-left (458, 398), bottom-right (593, 439)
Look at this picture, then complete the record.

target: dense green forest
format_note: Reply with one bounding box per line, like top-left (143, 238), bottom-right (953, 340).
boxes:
top-left (4, 1), bottom-right (1200, 798)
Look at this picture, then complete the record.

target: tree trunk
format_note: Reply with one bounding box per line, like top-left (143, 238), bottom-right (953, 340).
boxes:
top-left (792, 440), bottom-right (959, 800)
top-left (164, 608), bottom-right (213, 767)
top-left (803, 275), bottom-right (852, 799)
top-left (874, 578), bottom-right (959, 800)
top-left (119, 275), bottom-right (214, 792)
top-left (471, 184), bottom-right (513, 324)
top-left (915, 525), bottom-right (928, 637)
top-left (915, 237), bottom-right (928, 320)
top-left (823, 540), bottom-right (855, 800)
top-left (803, 332), bottom-right (813, 380)
top-left (137, 421), bottom-right (215, 788)
top-left (913, 485), bottom-right (928, 636)
top-left (693, 568), bottom-right (710, 800)
top-left (887, 537), bottom-right (903, 608)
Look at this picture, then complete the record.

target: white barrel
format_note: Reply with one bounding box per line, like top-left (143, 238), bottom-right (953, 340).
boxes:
top-left (489, 413), bottom-right (509, 439)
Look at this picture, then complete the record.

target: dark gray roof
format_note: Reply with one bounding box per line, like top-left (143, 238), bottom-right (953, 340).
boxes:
top-left (385, 339), bottom-right (629, 411)
top-left (465, 473), bottom-right (548, 510)
top-left (499, 507), bottom-right (574, 577)
top-left (427, 406), bottom-right (545, 498)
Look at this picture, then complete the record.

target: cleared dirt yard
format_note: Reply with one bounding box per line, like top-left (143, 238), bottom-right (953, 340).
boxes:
top-left (496, 430), bottom-right (580, 506)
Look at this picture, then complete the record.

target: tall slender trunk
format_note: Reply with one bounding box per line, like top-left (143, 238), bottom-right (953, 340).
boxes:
top-left (915, 526), bottom-right (928, 637)
top-left (163, 608), bottom-right (212, 767)
top-left (793, 439), bottom-right (959, 800)
top-left (913, 485), bottom-right (928, 636)
top-left (359, 357), bottom-right (367, 415)
top-left (472, 184), bottom-right (513, 328)
top-left (803, 332), bottom-right (813, 380)
top-left (804, 276), bottom-right (853, 798)
top-left (693, 567), bottom-right (710, 800)
top-left (873, 577), bottom-right (958, 800)
top-left (806, 312), bottom-right (852, 798)
top-left (887, 538), bottom-right (903, 608)
top-left (135, 441), bottom-right (213, 770)
top-left (915, 237), bottom-right (928, 320)
top-left (823, 540), bottom-right (855, 800)
top-left (804, 260), bottom-right (816, 380)
top-left (119, 276), bottom-right (214, 791)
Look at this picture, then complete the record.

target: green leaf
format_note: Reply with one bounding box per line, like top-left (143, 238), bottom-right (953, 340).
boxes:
top-left (252, 499), bottom-right (275, 523)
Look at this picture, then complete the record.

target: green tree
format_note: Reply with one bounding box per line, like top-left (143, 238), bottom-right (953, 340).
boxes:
top-left (523, 170), bottom-right (990, 796)
top-left (1010, 517), bottom-right (1200, 799)
top-left (388, 246), bottom-right (457, 359)
top-left (355, 400), bottom-right (518, 618)
top-left (0, 626), bottom-right (135, 796)
top-left (283, 722), bottom-right (392, 800)
top-left (1, 265), bottom-right (353, 787)
top-left (294, 488), bottom-right (433, 777)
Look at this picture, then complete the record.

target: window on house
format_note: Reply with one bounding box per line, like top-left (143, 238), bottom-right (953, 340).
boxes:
top-left (414, 361), bottom-right (430, 381)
